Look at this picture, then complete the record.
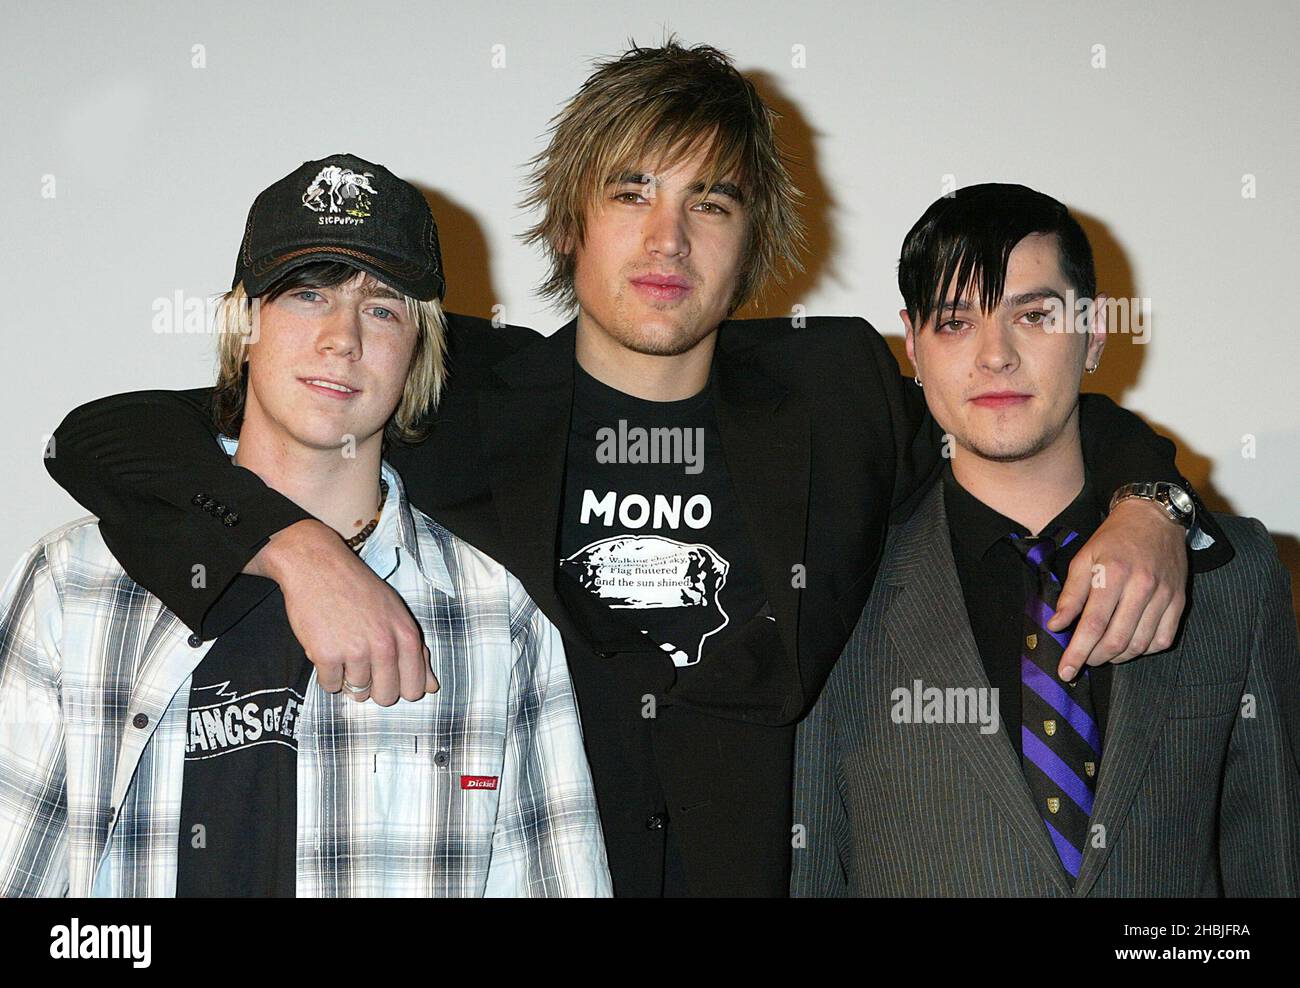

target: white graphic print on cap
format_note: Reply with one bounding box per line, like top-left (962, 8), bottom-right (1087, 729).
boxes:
top-left (301, 165), bottom-right (378, 218)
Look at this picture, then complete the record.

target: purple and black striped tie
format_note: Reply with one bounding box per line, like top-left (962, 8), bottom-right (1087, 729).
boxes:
top-left (1008, 526), bottom-right (1101, 882)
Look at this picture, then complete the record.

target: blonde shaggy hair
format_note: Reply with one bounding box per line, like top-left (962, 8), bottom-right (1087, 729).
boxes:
top-left (210, 271), bottom-right (447, 448)
top-left (521, 38), bottom-right (806, 315)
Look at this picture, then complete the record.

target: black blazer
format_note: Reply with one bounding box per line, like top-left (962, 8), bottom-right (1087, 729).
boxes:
top-left (44, 311), bottom-right (1231, 896)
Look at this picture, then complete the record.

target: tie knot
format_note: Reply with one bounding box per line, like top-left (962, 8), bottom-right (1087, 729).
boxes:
top-left (1008, 525), bottom-right (1080, 574)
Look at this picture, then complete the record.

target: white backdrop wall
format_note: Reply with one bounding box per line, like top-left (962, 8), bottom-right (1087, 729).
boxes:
top-left (3, 0), bottom-right (1297, 608)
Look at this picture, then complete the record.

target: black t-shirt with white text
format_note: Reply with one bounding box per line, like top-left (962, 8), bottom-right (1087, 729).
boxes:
top-left (558, 364), bottom-right (768, 676)
top-left (174, 586), bottom-right (312, 897)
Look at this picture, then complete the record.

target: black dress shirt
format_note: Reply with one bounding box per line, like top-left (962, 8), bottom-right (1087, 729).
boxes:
top-left (942, 466), bottom-right (1112, 756)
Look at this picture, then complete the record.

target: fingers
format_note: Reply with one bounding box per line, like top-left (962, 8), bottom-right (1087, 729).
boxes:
top-left (317, 646), bottom-right (429, 706)
top-left (341, 659), bottom-right (372, 703)
top-left (1057, 559), bottom-right (1187, 676)
top-left (280, 534), bottom-right (434, 706)
top-left (1048, 496), bottom-right (1194, 678)
top-left (369, 643), bottom-right (401, 706)
top-left (1152, 590), bottom-right (1185, 653)
top-left (424, 647), bottom-right (440, 695)
top-left (396, 625), bottom-right (428, 703)
top-left (1119, 593), bottom-right (1166, 661)
top-left (350, 617), bottom-right (426, 706)
top-left (1058, 570), bottom-right (1119, 680)
top-left (313, 636), bottom-right (431, 705)
top-left (367, 590), bottom-right (427, 705)
top-left (1113, 578), bottom-right (1184, 662)
top-left (1082, 568), bottom-right (1153, 668)
top-left (1049, 556), bottom-right (1091, 632)
top-left (1107, 587), bottom-right (1170, 663)
top-left (314, 653), bottom-right (343, 694)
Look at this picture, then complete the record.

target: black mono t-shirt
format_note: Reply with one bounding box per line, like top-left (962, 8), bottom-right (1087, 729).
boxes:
top-left (174, 586), bottom-right (312, 897)
top-left (558, 364), bottom-right (767, 673)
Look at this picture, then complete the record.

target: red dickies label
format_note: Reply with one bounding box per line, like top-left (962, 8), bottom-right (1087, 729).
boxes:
top-left (460, 775), bottom-right (499, 790)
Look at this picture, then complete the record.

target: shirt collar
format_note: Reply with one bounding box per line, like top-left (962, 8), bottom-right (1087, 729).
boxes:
top-left (217, 435), bottom-right (455, 596)
top-left (942, 462), bottom-right (1104, 560)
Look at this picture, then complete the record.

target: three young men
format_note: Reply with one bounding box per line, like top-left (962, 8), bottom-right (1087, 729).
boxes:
top-left (792, 185), bottom-right (1300, 896)
top-left (43, 44), bottom-right (1229, 896)
top-left (0, 156), bottom-right (611, 897)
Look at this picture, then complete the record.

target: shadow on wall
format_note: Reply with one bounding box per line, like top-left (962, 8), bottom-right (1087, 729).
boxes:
top-left (1153, 419), bottom-right (1300, 618)
top-left (1073, 210), bottom-right (1146, 403)
top-left (1273, 535), bottom-right (1300, 618)
top-left (746, 70), bottom-right (837, 315)
top-left (414, 183), bottom-right (502, 323)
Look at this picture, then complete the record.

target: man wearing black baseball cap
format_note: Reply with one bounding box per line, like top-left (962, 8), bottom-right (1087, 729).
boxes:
top-left (208, 152), bottom-right (448, 705)
top-left (234, 153), bottom-right (446, 302)
top-left (0, 154), bottom-right (610, 896)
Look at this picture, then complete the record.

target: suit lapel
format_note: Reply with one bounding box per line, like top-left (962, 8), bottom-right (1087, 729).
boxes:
top-left (712, 331), bottom-right (810, 680)
top-left (1073, 631), bottom-right (1184, 895)
top-left (883, 485), bottom-right (1074, 894)
top-left (475, 321), bottom-right (580, 640)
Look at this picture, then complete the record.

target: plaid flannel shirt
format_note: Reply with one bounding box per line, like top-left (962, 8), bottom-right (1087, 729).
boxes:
top-left (0, 439), bottom-right (611, 897)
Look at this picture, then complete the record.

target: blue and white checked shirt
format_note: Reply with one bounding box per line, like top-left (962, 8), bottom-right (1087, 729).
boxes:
top-left (0, 438), bottom-right (612, 897)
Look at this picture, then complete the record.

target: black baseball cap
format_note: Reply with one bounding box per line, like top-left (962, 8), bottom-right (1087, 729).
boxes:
top-left (233, 153), bottom-right (446, 301)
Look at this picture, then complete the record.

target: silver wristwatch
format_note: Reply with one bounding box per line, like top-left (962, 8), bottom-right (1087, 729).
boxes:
top-left (1108, 481), bottom-right (1196, 530)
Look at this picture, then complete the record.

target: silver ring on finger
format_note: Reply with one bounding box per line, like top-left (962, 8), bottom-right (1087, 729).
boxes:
top-left (343, 676), bottom-right (373, 695)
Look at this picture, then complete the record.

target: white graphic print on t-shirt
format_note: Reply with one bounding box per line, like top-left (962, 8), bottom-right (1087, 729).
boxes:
top-left (184, 681), bottom-right (307, 759)
top-left (561, 532), bottom-right (731, 667)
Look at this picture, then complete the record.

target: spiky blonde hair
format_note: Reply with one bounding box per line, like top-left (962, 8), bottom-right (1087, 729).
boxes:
top-left (521, 38), bottom-right (806, 315)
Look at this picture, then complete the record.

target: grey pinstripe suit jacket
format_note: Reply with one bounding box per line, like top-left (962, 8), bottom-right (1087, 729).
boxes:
top-left (792, 483), bottom-right (1300, 897)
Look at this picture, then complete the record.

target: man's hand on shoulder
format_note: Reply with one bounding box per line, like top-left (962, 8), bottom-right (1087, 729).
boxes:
top-left (1051, 499), bottom-right (1188, 679)
top-left (250, 520), bottom-right (438, 705)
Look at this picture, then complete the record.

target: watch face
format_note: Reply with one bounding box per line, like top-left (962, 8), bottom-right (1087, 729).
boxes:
top-left (1167, 486), bottom-right (1193, 515)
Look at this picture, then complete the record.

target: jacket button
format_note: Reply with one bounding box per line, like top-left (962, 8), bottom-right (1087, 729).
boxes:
top-left (433, 749), bottom-right (450, 767)
top-left (187, 633), bottom-right (202, 647)
top-left (132, 712), bottom-right (149, 729)
top-left (645, 813), bottom-right (666, 831)
top-left (223, 512), bottom-right (239, 527)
